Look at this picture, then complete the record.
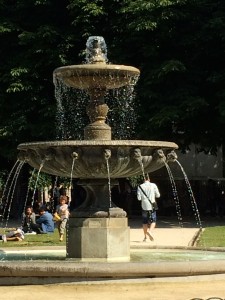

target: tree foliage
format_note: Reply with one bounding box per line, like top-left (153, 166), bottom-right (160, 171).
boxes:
top-left (0, 0), bottom-right (225, 173)
top-left (121, 0), bottom-right (225, 153)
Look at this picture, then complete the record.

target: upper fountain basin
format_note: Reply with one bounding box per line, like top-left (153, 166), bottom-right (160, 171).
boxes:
top-left (17, 140), bottom-right (178, 178)
top-left (53, 64), bottom-right (140, 90)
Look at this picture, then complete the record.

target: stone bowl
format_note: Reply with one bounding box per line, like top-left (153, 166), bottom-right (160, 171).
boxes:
top-left (17, 140), bottom-right (178, 178)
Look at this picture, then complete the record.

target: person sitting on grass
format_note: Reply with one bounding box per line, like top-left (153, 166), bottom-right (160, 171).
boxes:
top-left (0, 228), bottom-right (25, 242)
top-left (22, 205), bottom-right (36, 233)
top-left (32, 207), bottom-right (55, 234)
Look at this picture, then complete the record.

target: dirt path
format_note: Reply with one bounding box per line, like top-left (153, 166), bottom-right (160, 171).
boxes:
top-left (1, 276), bottom-right (225, 300)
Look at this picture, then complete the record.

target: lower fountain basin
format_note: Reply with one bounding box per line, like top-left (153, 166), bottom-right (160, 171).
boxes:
top-left (17, 140), bottom-right (178, 178)
top-left (1, 248), bottom-right (225, 262)
top-left (1, 247), bottom-right (225, 285)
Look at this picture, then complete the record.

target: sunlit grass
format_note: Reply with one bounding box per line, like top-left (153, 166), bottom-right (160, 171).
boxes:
top-left (197, 226), bottom-right (225, 247)
top-left (0, 229), bottom-right (66, 247)
top-left (1, 225), bottom-right (225, 249)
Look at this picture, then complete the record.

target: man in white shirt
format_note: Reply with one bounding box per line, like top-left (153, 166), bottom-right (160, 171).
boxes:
top-left (137, 175), bottom-right (160, 241)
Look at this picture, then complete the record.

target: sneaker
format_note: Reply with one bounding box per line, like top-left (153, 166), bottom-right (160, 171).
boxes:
top-left (143, 237), bottom-right (147, 242)
top-left (25, 231), bottom-right (36, 235)
top-left (2, 234), bottom-right (7, 243)
top-left (147, 232), bottom-right (154, 241)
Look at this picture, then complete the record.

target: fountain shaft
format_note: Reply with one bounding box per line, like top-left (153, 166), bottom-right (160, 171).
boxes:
top-left (84, 87), bottom-right (111, 140)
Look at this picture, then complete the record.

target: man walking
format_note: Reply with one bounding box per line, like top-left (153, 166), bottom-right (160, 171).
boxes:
top-left (137, 175), bottom-right (160, 241)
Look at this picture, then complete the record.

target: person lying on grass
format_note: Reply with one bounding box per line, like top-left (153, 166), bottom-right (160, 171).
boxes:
top-left (0, 228), bottom-right (25, 242)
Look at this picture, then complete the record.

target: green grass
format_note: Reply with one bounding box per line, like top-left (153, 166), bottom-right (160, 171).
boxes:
top-left (0, 229), bottom-right (66, 247)
top-left (197, 226), bottom-right (225, 247)
top-left (1, 226), bottom-right (225, 249)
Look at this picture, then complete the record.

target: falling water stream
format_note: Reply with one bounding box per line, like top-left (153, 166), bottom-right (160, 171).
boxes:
top-left (135, 157), bottom-right (184, 228)
top-left (69, 152), bottom-right (79, 191)
top-left (69, 158), bottom-right (76, 192)
top-left (31, 162), bottom-right (44, 207)
top-left (164, 162), bottom-right (183, 227)
top-left (106, 86), bottom-right (138, 139)
top-left (175, 160), bottom-right (202, 228)
top-left (0, 160), bottom-right (20, 212)
top-left (54, 77), bottom-right (88, 140)
top-left (2, 161), bottom-right (25, 228)
top-left (21, 168), bottom-right (37, 226)
top-left (54, 80), bottom-right (138, 141)
top-left (105, 157), bottom-right (112, 208)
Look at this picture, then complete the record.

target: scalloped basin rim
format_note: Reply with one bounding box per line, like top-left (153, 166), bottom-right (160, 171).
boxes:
top-left (17, 140), bottom-right (178, 150)
top-left (17, 140), bottom-right (178, 178)
top-left (53, 64), bottom-right (140, 75)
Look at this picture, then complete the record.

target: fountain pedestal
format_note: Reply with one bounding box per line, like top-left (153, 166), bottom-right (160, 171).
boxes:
top-left (67, 217), bottom-right (130, 261)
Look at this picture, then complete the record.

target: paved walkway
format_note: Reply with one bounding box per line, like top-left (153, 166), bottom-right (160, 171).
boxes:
top-left (128, 218), bottom-right (200, 247)
top-left (1, 275), bottom-right (225, 300)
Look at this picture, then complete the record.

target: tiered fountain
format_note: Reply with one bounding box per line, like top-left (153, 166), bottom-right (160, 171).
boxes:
top-left (17, 36), bottom-right (178, 261)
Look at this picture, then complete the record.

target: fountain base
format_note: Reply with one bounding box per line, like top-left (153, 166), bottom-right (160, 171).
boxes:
top-left (67, 217), bottom-right (130, 261)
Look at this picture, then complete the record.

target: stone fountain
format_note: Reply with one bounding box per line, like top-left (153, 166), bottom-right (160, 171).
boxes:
top-left (17, 36), bottom-right (178, 261)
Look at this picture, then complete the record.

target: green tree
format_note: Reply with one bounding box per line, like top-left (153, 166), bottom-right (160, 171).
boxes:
top-left (1, 0), bottom-right (225, 173)
top-left (119, 0), bottom-right (225, 153)
top-left (0, 0), bottom-right (74, 167)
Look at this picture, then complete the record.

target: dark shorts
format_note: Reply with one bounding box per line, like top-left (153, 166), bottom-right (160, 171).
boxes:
top-left (142, 210), bottom-right (157, 224)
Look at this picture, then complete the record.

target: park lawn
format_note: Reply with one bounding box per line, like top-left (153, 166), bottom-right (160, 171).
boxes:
top-left (197, 226), bottom-right (225, 247)
top-left (1, 225), bottom-right (225, 248)
top-left (0, 229), bottom-right (66, 247)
